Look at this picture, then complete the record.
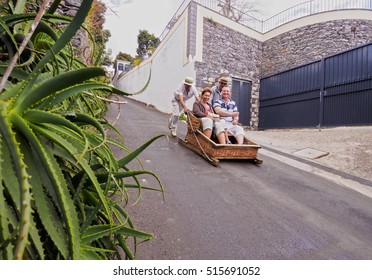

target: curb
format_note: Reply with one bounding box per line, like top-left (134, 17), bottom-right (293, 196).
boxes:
top-left (258, 145), bottom-right (372, 198)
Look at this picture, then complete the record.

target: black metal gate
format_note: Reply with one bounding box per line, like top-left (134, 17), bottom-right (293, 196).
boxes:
top-left (259, 43), bottom-right (372, 129)
top-left (231, 78), bottom-right (252, 126)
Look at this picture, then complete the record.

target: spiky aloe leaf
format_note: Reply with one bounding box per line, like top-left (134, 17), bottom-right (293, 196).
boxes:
top-left (81, 224), bottom-right (152, 244)
top-left (12, 67), bottom-right (105, 113)
top-left (0, 17), bottom-right (19, 54)
top-left (20, 136), bottom-right (69, 259)
top-left (0, 103), bottom-right (32, 259)
top-left (115, 135), bottom-right (165, 204)
top-left (0, 142), bottom-right (21, 209)
top-left (106, 169), bottom-right (164, 205)
top-left (116, 234), bottom-right (135, 260)
top-left (12, 0), bottom-right (26, 15)
top-left (64, 112), bottom-right (107, 150)
top-left (25, 224), bottom-right (45, 260)
top-left (79, 244), bottom-right (114, 260)
top-left (119, 184), bottom-right (163, 192)
top-left (23, 109), bottom-right (89, 159)
top-left (110, 170), bottom-right (163, 183)
top-left (4, 33), bottom-right (36, 67)
top-left (37, 83), bottom-right (116, 110)
top-left (28, 122), bottom-right (113, 227)
top-left (32, 20), bottom-right (59, 41)
top-left (1, 0), bottom-right (164, 260)
top-left (0, 14), bottom-right (71, 32)
top-left (117, 134), bottom-right (165, 167)
top-left (0, 128), bottom-right (14, 259)
top-left (47, 0), bottom-right (62, 14)
top-left (9, 112), bottom-right (80, 259)
top-left (31, 20), bottom-right (70, 68)
top-left (5, 136), bottom-right (46, 260)
top-left (84, 133), bottom-right (117, 169)
top-left (0, 71), bottom-right (52, 101)
top-left (3, 0), bottom-right (94, 106)
top-left (34, 0), bottom-right (93, 72)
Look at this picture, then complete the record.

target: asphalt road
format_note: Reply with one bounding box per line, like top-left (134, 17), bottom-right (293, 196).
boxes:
top-left (105, 96), bottom-right (372, 260)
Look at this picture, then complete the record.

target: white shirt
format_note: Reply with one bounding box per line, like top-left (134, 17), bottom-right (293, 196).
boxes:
top-left (173, 84), bottom-right (199, 102)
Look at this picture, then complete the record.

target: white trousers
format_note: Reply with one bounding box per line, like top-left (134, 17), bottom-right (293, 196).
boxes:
top-left (169, 100), bottom-right (182, 131)
top-left (201, 118), bottom-right (224, 136)
top-left (219, 120), bottom-right (245, 137)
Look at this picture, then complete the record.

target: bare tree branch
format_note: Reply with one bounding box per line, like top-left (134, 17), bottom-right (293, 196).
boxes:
top-left (218, 0), bottom-right (259, 23)
top-left (83, 91), bottom-right (128, 104)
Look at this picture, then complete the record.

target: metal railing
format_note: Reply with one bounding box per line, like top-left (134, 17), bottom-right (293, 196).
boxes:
top-left (159, 0), bottom-right (192, 41)
top-left (263, 0), bottom-right (372, 32)
top-left (159, 0), bottom-right (262, 40)
top-left (191, 0), bottom-right (263, 31)
top-left (159, 0), bottom-right (372, 41)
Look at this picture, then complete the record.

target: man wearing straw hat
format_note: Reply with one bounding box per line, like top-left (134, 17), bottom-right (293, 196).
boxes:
top-left (210, 76), bottom-right (229, 104)
top-left (168, 77), bottom-right (200, 137)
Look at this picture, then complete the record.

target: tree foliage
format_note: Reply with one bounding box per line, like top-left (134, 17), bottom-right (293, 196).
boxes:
top-left (136, 29), bottom-right (160, 59)
top-left (116, 51), bottom-right (134, 63)
top-left (88, 0), bottom-right (110, 44)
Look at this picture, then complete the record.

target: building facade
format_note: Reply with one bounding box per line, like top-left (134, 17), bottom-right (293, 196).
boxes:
top-left (113, 0), bottom-right (372, 130)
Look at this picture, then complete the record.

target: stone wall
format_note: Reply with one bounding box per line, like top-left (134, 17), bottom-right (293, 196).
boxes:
top-left (261, 19), bottom-right (372, 77)
top-left (195, 16), bottom-right (372, 129)
top-left (195, 18), bottom-right (262, 129)
top-left (58, 0), bottom-right (91, 64)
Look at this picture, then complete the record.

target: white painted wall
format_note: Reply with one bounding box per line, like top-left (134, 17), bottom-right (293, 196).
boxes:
top-left (113, 9), bottom-right (196, 114)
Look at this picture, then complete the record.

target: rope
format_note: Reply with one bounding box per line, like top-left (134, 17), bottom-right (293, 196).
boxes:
top-left (187, 112), bottom-right (215, 163)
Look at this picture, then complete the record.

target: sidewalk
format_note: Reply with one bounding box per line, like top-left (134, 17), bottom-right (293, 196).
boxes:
top-left (246, 126), bottom-right (372, 183)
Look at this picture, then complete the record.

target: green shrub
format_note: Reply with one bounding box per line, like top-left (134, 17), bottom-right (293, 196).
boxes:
top-left (0, 0), bottom-right (163, 260)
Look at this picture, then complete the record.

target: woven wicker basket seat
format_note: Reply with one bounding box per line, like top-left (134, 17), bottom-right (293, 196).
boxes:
top-left (178, 112), bottom-right (262, 166)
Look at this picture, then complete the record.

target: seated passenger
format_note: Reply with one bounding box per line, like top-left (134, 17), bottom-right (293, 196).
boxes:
top-left (192, 87), bottom-right (226, 144)
top-left (213, 86), bottom-right (245, 144)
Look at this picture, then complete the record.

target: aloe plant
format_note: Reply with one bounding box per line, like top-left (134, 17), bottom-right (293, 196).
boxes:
top-left (0, 0), bottom-right (163, 260)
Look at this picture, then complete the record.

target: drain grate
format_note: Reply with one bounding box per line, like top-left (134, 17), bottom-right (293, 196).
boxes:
top-left (293, 148), bottom-right (329, 159)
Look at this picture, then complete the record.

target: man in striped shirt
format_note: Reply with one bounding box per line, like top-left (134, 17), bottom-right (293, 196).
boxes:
top-left (213, 86), bottom-right (245, 144)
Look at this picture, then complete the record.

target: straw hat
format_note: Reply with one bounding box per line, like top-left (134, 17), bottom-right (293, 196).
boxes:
top-left (183, 77), bottom-right (194, 86)
top-left (218, 77), bottom-right (229, 84)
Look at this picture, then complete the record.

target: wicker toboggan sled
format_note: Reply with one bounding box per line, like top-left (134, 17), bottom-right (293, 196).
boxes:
top-left (178, 112), bottom-right (263, 166)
